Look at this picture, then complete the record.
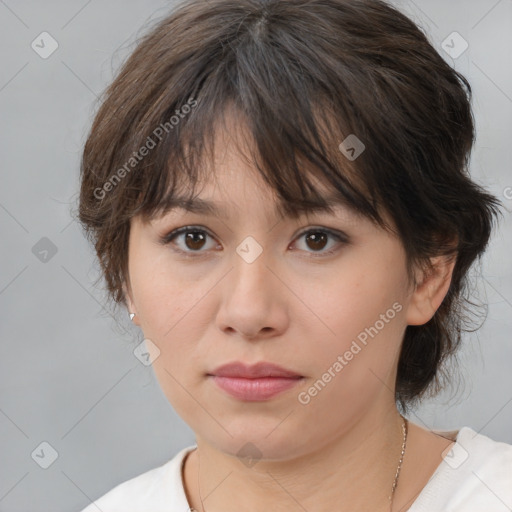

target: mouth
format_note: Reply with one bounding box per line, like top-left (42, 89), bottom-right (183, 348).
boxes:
top-left (207, 375), bottom-right (304, 401)
top-left (207, 361), bottom-right (304, 401)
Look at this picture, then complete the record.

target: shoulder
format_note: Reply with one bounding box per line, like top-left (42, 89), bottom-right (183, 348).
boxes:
top-left (453, 426), bottom-right (512, 479)
top-left (410, 427), bottom-right (512, 511)
top-left (78, 445), bottom-right (197, 512)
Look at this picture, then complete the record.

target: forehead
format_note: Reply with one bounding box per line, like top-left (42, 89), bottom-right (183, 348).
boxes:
top-left (157, 189), bottom-right (368, 224)
top-left (173, 108), bottom-right (365, 218)
top-left (146, 108), bottom-right (385, 228)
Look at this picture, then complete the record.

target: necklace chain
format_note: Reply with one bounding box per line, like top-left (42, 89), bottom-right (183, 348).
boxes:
top-left (190, 415), bottom-right (408, 512)
top-left (390, 415), bottom-right (408, 507)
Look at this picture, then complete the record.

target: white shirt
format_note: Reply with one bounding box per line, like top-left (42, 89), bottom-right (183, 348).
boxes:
top-left (79, 426), bottom-right (512, 511)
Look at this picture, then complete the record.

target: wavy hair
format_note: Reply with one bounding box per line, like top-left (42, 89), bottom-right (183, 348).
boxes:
top-left (75, 0), bottom-right (503, 412)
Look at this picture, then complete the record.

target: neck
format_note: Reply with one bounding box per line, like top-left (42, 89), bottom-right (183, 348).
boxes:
top-left (185, 404), bottom-right (407, 512)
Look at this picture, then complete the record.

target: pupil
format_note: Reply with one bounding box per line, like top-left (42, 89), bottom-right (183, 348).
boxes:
top-left (186, 231), bottom-right (205, 250)
top-left (307, 232), bottom-right (327, 251)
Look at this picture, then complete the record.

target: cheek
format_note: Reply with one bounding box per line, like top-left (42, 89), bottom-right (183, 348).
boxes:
top-left (306, 255), bottom-right (406, 344)
top-left (136, 280), bottom-right (209, 355)
top-left (134, 275), bottom-right (213, 417)
top-left (130, 257), bottom-right (221, 388)
top-left (129, 242), bottom-right (203, 336)
top-left (294, 288), bottom-right (407, 433)
top-left (300, 248), bottom-right (409, 392)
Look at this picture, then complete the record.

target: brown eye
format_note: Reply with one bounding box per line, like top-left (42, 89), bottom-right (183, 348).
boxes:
top-left (304, 231), bottom-right (329, 251)
top-left (292, 228), bottom-right (348, 257)
top-left (161, 226), bottom-right (218, 256)
top-left (161, 225), bottom-right (348, 259)
top-left (184, 231), bottom-right (207, 250)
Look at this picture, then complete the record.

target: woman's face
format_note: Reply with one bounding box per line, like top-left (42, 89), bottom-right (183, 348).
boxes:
top-left (124, 122), bottom-right (445, 460)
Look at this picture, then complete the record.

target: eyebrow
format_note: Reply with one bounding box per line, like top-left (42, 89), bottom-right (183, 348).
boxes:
top-left (159, 193), bottom-right (362, 220)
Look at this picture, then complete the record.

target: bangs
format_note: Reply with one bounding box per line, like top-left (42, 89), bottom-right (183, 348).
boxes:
top-left (132, 91), bottom-right (387, 234)
top-left (110, 0), bottom-right (394, 231)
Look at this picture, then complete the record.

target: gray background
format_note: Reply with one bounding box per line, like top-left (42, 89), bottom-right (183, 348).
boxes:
top-left (0, 1), bottom-right (511, 511)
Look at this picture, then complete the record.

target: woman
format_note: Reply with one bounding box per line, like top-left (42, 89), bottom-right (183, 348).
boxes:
top-left (77, 0), bottom-right (512, 510)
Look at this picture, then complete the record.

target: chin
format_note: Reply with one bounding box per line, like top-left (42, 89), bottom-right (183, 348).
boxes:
top-left (198, 421), bottom-right (312, 463)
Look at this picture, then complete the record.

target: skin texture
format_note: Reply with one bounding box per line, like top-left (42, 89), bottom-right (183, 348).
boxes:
top-left (124, 114), bottom-right (457, 511)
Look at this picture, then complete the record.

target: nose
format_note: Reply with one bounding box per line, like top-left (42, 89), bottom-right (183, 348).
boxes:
top-left (215, 242), bottom-right (289, 341)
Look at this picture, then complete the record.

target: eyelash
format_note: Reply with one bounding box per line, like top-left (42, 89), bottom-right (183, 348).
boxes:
top-left (159, 225), bottom-right (349, 259)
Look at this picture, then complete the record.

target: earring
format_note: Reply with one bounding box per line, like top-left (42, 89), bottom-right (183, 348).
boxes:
top-left (129, 312), bottom-right (135, 321)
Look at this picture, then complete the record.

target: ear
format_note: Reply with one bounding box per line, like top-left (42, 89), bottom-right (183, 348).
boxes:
top-left (405, 254), bottom-right (457, 326)
top-left (122, 281), bottom-right (141, 326)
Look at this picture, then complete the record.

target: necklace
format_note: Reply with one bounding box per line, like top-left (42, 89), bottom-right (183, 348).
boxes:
top-left (189, 415), bottom-right (408, 512)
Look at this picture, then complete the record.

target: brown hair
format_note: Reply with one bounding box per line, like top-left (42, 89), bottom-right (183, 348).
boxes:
top-left (75, 0), bottom-right (503, 413)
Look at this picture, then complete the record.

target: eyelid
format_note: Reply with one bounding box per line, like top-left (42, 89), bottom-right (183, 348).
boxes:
top-left (293, 225), bottom-right (348, 242)
top-left (158, 225), bottom-right (220, 254)
top-left (291, 226), bottom-right (349, 257)
top-left (159, 224), bottom-right (350, 257)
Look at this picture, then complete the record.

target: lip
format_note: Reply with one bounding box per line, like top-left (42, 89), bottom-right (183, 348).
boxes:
top-left (209, 361), bottom-right (303, 379)
top-left (207, 361), bottom-right (304, 401)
